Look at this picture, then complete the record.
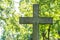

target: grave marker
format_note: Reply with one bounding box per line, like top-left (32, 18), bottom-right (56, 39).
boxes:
top-left (19, 4), bottom-right (53, 40)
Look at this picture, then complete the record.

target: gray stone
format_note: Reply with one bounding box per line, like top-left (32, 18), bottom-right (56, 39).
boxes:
top-left (19, 4), bottom-right (53, 40)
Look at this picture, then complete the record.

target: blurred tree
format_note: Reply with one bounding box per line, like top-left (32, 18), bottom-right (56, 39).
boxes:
top-left (0, 0), bottom-right (60, 40)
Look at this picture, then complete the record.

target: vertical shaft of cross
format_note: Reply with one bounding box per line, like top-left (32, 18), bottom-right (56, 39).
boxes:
top-left (33, 4), bottom-right (39, 18)
top-left (33, 24), bottom-right (39, 40)
top-left (32, 4), bottom-right (39, 40)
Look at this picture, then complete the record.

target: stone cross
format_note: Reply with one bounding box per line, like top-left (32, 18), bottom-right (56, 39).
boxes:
top-left (19, 4), bottom-right (53, 40)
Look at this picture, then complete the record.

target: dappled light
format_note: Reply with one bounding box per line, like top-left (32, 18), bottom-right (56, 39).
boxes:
top-left (0, 0), bottom-right (60, 40)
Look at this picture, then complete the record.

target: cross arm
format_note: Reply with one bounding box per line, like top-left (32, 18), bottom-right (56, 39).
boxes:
top-left (19, 17), bottom-right (34, 24)
top-left (38, 17), bottom-right (53, 24)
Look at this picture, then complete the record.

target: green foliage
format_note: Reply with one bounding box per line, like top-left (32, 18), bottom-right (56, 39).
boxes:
top-left (20, 0), bottom-right (60, 40)
top-left (0, 0), bottom-right (60, 40)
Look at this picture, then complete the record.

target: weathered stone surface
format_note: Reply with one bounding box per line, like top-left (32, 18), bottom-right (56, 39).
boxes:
top-left (19, 4), bottom-right (53, 40)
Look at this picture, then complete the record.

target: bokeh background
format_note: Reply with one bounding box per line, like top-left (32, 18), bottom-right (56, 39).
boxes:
top-left (0, 0), bottom-right (60, 40)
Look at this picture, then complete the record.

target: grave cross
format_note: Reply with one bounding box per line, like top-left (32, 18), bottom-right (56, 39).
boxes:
top-left (19, 4), bottom-right (53, 40)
